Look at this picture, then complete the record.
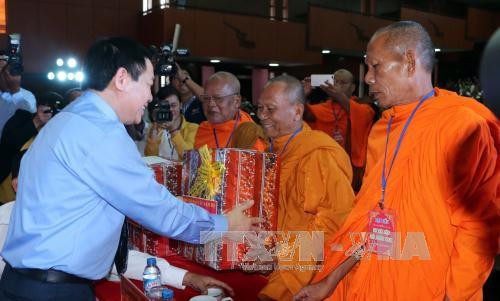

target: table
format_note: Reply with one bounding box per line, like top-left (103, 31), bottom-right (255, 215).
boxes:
top-left (94, 254), bottom-right (268, 301)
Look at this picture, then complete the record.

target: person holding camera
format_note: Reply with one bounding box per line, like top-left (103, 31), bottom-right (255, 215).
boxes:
top-left (171, 66), bottom-right (206, 124)
top-left (0, 56), bottom-right (36, 140)
top-left (144, 85), bottom-right (198, 159)
top-left (0, 91), bottom-right (62, 203)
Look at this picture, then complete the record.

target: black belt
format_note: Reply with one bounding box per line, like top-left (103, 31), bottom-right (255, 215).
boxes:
top-left (7, 263), bottom-right (93, 285)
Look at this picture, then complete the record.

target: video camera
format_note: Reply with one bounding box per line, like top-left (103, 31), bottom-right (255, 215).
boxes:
top-left (155, 100), bottom-right (173, 123)
top-left (151, 23), bottom-right (189, 77)
top-left (6, 34), bottom-right (23, 76)
top-left (151, 44), bottom-right (189, 77)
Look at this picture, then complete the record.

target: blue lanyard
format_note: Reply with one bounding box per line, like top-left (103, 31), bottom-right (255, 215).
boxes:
top-left (269, 126), bottom-right (302, 155)
top-left (213, 111), bottom-right (240, 148)
top-left (379, 90), bottom-right (435, 210)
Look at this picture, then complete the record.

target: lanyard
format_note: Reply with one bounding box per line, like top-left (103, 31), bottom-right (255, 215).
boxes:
top-left (213, 111), bottom-right (240, 148)
top-left (331, 102), bottom-right (343, 130)
top-left (269, 126), bottom-right (302, 156)
top-left (379, 90), bottom-right (435, 210)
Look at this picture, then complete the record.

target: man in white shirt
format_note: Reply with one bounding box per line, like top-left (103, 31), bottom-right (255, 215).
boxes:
top-left (0, 59), bottom-right (36, 138)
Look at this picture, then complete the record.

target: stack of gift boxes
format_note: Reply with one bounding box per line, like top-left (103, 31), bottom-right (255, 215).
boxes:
top-left (127, 156), bottom-right (182, 257)
top-left (128, 150), bottom-right (280, 270)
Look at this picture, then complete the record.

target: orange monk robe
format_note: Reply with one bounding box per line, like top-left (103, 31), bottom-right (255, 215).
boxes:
top-left (259, 123), bottom-right (355, 300)
top-left (194, 110), bottom-right (267, 151)
top-left (313, 90), bottom-right (499, 301)
top-left (307, 97), bottom-right (375, 168)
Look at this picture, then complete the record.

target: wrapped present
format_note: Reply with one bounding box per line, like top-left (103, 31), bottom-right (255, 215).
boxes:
top-left (127, 219), bottom-right (175, 257)
top-left (175, 147), bottom-right (280, 270)
top-left (182, 147), bottom-right (279, 231)
top-left (143, 156), bottom-right (182, 196)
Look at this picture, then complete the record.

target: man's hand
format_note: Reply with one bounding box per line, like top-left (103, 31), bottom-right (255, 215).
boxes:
top-left (293, 279), bottom-right (333, 301)
top-left (225, 200), bottom-right (265, 232)
top-left (182, 272), bottom-right (234, 296)
top-left (301, 77), bottom-right (312, 97)
top-left (32, 105), bottom-right (53, 130)
top-left (319, 81), bottom-right (350, 112)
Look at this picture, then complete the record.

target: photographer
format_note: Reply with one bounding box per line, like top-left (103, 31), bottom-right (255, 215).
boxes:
top-left (171, 65), bottom-right (206, 124)
top-left (144, 85), bottom-right (198, 159)
top-left (0, 92), bottom-right (62, 203)
top-left (0, 56), bottom-right (36, 139)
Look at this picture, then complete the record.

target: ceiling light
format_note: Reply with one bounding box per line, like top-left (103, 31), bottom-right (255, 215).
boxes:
top-left (67, 58), bottom-right (77, 68)
top-left (47, 72), bottom-right (55, 80)
top-left (210, 59), bottom-right (221, 63)
top-left (56, 58), bottom-right (64, 67)
top-left (435, 48), bottom-right (441, 52)
top-left (57, 71), bottom-right (67, 81)
top-left (321, 49), bottom-right (331, 54)
top-left (269, 63), bottom-right (279, 67)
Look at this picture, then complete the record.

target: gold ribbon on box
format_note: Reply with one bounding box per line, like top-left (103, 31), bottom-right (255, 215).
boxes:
top-left (188, 145), bottom-right (225, 199)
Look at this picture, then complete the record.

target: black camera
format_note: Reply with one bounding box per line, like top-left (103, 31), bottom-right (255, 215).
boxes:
top-left (155, 101), bottom-right (173, 123)
top-left (150, 44), bottom-right (189, 77)
top-left (7, 34), bottom-right (23, 76)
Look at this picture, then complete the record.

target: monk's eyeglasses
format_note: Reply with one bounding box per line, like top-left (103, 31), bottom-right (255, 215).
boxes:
top-left (200, 93), bottom-right (238, 105)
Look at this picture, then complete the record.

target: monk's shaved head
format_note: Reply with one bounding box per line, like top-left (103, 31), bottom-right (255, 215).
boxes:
top-left (265, 74), bottom-right (305, 105)
top-left (333, 69), bottom-right (354, 84)
top-left (371, 21), bottom-right (435, 73)
top-left (207, 71), bottom-right (241, 94)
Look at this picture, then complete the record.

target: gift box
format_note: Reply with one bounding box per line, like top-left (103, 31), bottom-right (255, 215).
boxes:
top-left (143, 156), bottom-right (182, 196)
top-left (174, 147), bottom-right (280, 270)
top-left (127, 219), bottom-right (175, 257)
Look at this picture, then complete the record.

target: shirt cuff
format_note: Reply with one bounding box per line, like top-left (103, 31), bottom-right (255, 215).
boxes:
top-left (212, 214), bottom-right (228, 232)
top-left (160, 264), bottom-right (188, 289)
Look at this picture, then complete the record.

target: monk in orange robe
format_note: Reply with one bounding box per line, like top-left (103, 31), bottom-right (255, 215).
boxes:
top-left (255, 75), bottom-right (355, 301)
top-left (294, 21), bottom-right (499, 301)
top-left (193, 71), bottom-right (266, 151)
top-left (305, 69), bottom-right (375, 191)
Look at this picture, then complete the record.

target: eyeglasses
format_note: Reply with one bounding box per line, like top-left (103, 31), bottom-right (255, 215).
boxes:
top-left (200, 93), bottom-right (238, 104)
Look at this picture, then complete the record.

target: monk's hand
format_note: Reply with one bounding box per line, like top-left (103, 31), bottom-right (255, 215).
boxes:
top-left (293, 279), bottom-right (332, 301)
top-left (225, 200), bottom-right (265, 235)
top-left (320, 82), bottom-right (347, 102)
top-left (182, 272), bottom-right (234, 297)
top-left (301, 77), bottom-right (312, 97)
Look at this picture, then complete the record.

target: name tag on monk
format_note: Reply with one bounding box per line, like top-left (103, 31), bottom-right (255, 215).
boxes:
top-left (367, 209), bottom-right (396, 257)
top-left (332, 129), bottom-right (344, 145)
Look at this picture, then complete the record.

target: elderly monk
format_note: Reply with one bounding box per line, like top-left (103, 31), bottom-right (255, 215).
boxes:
top-left (194, 71), bottom-right (266, 150)
top-left (255, 75), bottom-right (355, 301)
top-left (304, 69), bottom-right (375, 191)
top-left (294, 20), bottom-right (499, 301)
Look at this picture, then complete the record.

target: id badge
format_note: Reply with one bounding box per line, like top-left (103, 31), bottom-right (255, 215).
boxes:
top-left (332, 129), bottom-right (344, 145)
top-left (367, 209), bottom-right (396, 257)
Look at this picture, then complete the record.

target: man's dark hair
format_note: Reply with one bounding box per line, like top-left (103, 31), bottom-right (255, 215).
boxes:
top-left (82, 37), bottom-right (152, 91)
top-left (11, 149), bottom-right (27, 180)
top-left (37, 91), bottom-right (64, 108)
top-left (156, 85), bottom-right (180, 101)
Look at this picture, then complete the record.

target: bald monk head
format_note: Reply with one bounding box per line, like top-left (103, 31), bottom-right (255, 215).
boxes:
top-left (257, 74), bottom-right (305, 139)
top-left (365, 20), bottom-right (435, 109)
top-left (332, 69), bottom-right (355, 99)
top-left (201, 71), bottom-right (242, 124)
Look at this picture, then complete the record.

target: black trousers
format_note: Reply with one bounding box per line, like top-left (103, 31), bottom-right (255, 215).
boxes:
top-left (0, 263), bottom-right (95, 301)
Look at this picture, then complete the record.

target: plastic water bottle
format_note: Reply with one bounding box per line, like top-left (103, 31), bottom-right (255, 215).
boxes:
top-left (161, 288), bottom-right (174, 300)
top-left (147, 286), bottom-right (175, 301)
top-left (143, 257), bottom-right (162, 297)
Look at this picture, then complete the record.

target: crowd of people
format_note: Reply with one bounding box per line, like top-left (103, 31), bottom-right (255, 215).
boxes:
top-left (0, 20), bottom-right (497, 301)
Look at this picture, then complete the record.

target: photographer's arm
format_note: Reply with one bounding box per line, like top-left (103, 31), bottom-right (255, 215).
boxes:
top-left (175, 65), bottom-right (204, 98)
